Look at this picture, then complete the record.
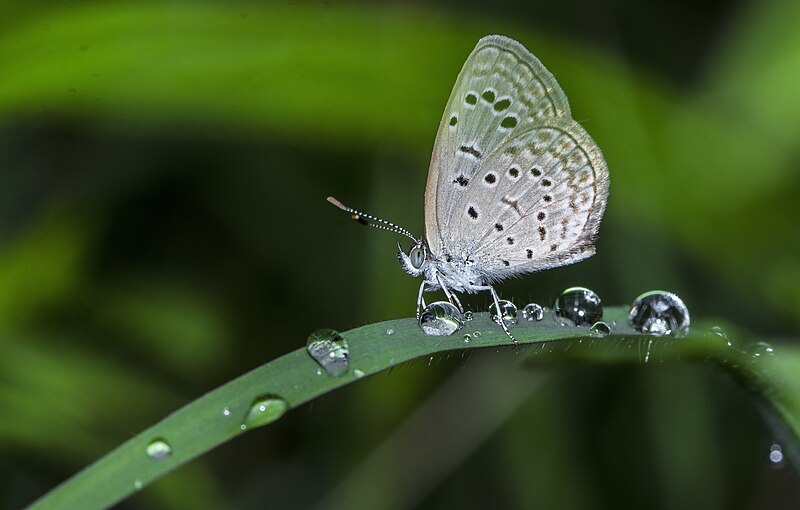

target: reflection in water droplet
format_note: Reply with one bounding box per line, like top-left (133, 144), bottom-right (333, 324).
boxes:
top-left (463, 334), bottom-right (471, 342)
top-left (554, 287), bottom-right (602, 326)
top-left (769, 443), bottom-right (784, 465)
top-left (419, 301), bottom-right (463, 336)
top-left (464, 310), bottom-right (474, 321)
top-left (628, 291), bottom-right (690, 337)
top-left (489, 300), bottom-right (518, 325)
top-left (222, 407), bottom-right (231, 417)
top-left (590, 321), bottom-right (611, 336)
top-left (386, 328), bottom-right (395, 336)
top-left (307, 328), bottom-right (349, 377)
top-left (146, 438), bottom-right (173, 460)
top-left (244, 395), bottom-right (288, 429)
top-left (522, 303), bottom-right (544, 321)
top-left (353, 369), bottom-right (365, 378)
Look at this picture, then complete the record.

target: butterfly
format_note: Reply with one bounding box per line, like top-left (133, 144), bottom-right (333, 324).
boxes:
top-left (329, 35), bottom-right (609, 340)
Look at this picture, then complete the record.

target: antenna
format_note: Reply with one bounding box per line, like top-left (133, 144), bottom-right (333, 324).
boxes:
top-left (327, 196), bottom-right (419, 244)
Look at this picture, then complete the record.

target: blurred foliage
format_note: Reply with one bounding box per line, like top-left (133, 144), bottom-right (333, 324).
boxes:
top-left (0, 0), bottom-right (799, 508)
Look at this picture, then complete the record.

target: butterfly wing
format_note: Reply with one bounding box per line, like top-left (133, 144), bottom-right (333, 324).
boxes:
top-left (424, 35), bottom-right (572, 254)
top-left (448, 119), bottom-right (609, 281)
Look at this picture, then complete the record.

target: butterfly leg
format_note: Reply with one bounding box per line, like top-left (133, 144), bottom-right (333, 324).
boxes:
top-left (435, 272), bottom-right (464, 313)
top-left (416, 280), bottom-right (427, 320)
top-left (470, 285), bottom-right (516, 342)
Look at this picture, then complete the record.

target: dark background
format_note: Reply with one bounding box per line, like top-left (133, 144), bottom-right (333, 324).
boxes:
top-left (1, 0), bottom-right (799, 508)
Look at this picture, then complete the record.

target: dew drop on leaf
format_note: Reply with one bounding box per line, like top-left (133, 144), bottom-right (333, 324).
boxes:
top-left (307, 328), bottom-right (349, 376)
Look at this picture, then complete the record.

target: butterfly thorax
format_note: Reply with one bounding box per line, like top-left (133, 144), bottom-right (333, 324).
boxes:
top-left (425, 254), bottom-right (488, 294)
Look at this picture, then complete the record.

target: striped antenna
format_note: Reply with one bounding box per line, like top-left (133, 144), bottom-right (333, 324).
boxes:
top-left (327, 196), bottom-right (419, 244)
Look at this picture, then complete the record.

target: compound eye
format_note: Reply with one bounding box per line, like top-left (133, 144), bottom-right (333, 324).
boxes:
top-left (409, 246), bottom-right (425, 269)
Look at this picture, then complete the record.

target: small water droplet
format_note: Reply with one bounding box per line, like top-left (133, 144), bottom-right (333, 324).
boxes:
top-left (134, 479), bottom-right (143, 490)
top-left (307, 328), bottom-right (349, 376)
top-left (769, 443), bottom-right (784, 465)
top-left (473, 331), bottom-right (481, 338)
top-left (628, 291), bottom-right (690, 337)
top-left (464, 310), bottom-right (474, 321)
top-left (590, 321), bottom-right (611, 336)
top-left (146, 438), bottom-right (173, 460)
top-left (522, 303), bottom-right (544, 321)
top-left (386, 328), bottom-right (395, 336)
top-left (316, 368), bottom-right (322, 376)
top-left (751, 341), bottom-right (775, 358)
top-left (222, 407), bottom-right (231, 417)
top-left (489, 300), bottom-right (518, 325)
top-left (244, 395), bottom-right (288, 429)
top-left (240, 424), bottom-right (247, 430)
top-left (463, 334), bottom-right (471, 342)
top-left (353, 369), bottom-right (365, 378)
top-left (554, 287), bottom-right (602, 325)
top-left (419, 301), bottom-right (463, 335)
top-left (706, 325), bottom-right (732, 347)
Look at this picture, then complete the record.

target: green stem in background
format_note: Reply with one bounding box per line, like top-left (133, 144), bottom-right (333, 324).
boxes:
top-left (28, 306), bottom-right (799, 510)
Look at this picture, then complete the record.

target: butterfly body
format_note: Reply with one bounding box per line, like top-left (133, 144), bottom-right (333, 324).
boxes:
top-left (330, 34), bottom-right (609, 340)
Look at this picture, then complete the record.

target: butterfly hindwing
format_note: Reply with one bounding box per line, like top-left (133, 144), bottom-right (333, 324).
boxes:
top-left (450, 120), bottom-right (609, 280)
top-left (424, 35), bottom-right (572, 254)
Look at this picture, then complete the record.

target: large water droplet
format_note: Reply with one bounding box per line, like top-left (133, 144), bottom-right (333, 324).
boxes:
top-left (244, 395), bottom-right (288, 429)
top-left (146, 438), bottom-right (173, 460)
top-left (463, 334), bottom-right (471, 343)
top-left (464, 310), bottom-right (474, 321)
top-left (386, 328), bottom-right (395, 336)
top-left (554, 287), bottom-right (602, 326)
top-left (307, 328), bottom-right (349, 377)
top-left (419, 301), bottom-right (463, 336)
top-left (489, 300), bottom-right (518, 325)
top-left (590, 321), bottom-right (611, 337)
top-left (522, 303), bottom-right (544, 321)
top-left (628, 291), bottom-right (690, 337)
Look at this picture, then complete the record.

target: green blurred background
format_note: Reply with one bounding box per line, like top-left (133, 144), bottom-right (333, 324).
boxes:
top-left (1, 0), bottom-right (799, 508)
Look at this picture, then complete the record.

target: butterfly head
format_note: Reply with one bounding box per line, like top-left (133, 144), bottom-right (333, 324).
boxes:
top-left (397, 241), bottom-right (429, 277)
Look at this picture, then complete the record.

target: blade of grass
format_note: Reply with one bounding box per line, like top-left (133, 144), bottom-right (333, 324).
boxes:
top-left (27, 306), bottom-right (800, 509)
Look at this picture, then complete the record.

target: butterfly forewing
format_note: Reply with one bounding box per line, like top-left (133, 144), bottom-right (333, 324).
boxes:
top-left (424, 35), bottom-right (572, 254)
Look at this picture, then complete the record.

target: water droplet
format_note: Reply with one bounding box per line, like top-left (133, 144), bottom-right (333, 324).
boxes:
top-left (751, 341), bottom-right (775, 358)
top-left (353, 369), bottom-right (365, 378)
top-left (222, 407), bottom-right (231, 417)
top-left (307, 328), bottom-right (349, 377)
top-left (554, 287), bottom-right (601, 325)
top-left (464, 310), bottom-right (474, 321)
top-left (419, 301), bottom-right (463, 336)
top-left (590, 321), bottom-right (611, 336)
top-left (473, 331), bottom-right (481, 338)
top-left (134, 479), bottom-right (143, 490)
top-left (769, 443), bottom-right (784, 465)
top-left (146, 438), bottom-right (173, 460)
top-left (386, 328), bottom-right (395, 336)
top-left (244, 395), bottom-right (288, 429)
top-left (316, 368), bottom-right (322, 376)
top-left (628, 291), bottom-right (690, 337)
top-left (240, 424), bottom-right (247, 430)
top-left (522, 303), bottom-right (544, 321)
top-left (489, 300), bottom-right (518, 325)
top-left (463, 334), bottom-right (471, 342)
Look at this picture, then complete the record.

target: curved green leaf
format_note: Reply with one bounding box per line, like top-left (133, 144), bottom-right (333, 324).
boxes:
top-left (28, 306), bottom-right (799, 509)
